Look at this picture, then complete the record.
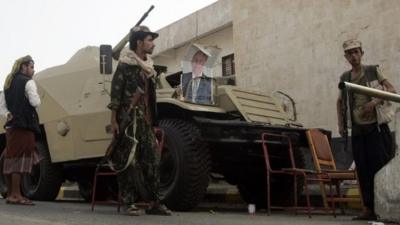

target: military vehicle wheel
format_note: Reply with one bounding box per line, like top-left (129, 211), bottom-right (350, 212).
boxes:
top-left (238, 148), bottom-right (305, 209)
top-left (159, 119), bottom-right (210, 211)
top-left (21, 141), bottom-right (63, 201)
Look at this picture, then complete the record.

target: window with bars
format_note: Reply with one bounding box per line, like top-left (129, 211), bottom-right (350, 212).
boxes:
top-left (221, 54), bottom-right (235, 85)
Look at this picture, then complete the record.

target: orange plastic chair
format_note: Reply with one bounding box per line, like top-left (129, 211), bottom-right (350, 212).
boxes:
top-left (306, 129), bottom-right (363, 215)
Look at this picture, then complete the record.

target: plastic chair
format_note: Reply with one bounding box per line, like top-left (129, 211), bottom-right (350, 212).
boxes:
top-left (306, 129), bottom-right (363, 215)
top-left (91, 169), bottom-right (121, 212)
top-left (91, 127), bottom-right (165, 212)
top-left (261, 133), bottom-right (333, 217)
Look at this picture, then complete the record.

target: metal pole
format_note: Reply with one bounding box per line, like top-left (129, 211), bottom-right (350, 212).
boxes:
top-left (339, 81), bottom-right (400, 103)
top-left (100, 54), bottom-right (110, 95)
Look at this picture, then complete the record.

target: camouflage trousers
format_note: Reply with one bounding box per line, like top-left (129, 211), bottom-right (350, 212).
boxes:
top-left (111, 111), bottom-right (160, 207)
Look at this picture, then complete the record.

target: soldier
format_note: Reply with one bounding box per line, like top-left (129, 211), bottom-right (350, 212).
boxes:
top-left (107, 26), bottom-right (171, 216)
top-left (336, 39), bottom-right (396, 220)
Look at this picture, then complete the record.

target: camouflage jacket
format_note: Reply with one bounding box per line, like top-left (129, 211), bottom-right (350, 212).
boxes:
top-left (107, 62), bottom-right (157, 125)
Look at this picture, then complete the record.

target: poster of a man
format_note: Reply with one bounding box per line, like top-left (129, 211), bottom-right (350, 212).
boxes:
top-left (181, 44), bottom-right (218, 105)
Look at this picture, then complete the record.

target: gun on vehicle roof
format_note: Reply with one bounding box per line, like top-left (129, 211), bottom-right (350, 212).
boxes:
top-left (112, 5), bottom-right (155, 60)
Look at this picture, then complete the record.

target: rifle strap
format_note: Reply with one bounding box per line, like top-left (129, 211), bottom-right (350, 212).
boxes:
top-left (107, 108), bottom-right (138, 173)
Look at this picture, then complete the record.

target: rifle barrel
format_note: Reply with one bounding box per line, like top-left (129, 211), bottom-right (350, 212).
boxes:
top-left (339, 81), bottom-right (400, 103)
top-left (112, 5), bottom-right (155, 60)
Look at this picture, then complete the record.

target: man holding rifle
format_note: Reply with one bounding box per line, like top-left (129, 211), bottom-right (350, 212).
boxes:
top-left (336, 39), bottom-right (396, 220)
top-left (107, 25), bottom-right (171, 216)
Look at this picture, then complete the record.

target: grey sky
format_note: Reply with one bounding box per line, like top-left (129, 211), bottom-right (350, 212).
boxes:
top-left (0, 0), bottom-right (217, 89)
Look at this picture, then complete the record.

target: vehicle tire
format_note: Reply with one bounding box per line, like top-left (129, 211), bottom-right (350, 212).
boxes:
top-left (159, 119), bottom-right (211, 211)
top-left (237, 147), bottom-right (305, 209)
top-left (21, 141), bottom-right (63, 201)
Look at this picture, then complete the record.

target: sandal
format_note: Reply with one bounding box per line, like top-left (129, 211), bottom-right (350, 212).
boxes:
top-left (146, 204), bottom-right (172, 216)
top-left (135, 202), bottom-right (151, 209)
top-left (6, 199), bottom-right (35, 206)
top-left (123, 205), bottom-right (145, 216)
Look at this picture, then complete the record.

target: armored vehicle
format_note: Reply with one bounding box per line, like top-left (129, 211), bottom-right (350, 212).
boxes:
top-left (0, 30), bottom-right (312, 211)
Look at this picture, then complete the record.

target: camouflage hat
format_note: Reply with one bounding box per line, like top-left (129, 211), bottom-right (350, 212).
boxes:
top-left (130, 25), bottom-right (159, 40)
top-left (343, 39), bottom-right (362, 51)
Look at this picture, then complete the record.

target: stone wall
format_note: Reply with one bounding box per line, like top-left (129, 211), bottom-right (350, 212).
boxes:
top-left (232, 0), bottom-right (400, 136)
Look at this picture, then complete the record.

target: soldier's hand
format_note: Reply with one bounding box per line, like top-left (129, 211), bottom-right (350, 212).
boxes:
top-left (338, 124), bottom-right (345, 137)
top-left (360, 101), bottom-right (376, 121)
top-left (362, 101), bottom-right (376, 114)
top-left (6, 113), bottom-right (13, 122)
top-left (111, 120), bottom-right (119, 137)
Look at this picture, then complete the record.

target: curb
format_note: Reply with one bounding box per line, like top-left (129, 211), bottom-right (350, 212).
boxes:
top-left (57, 185), bottom-right (82, 200)
top-left (56, 182), bottom-right (241, 203)
top-left (204, 184), bottom-right (243, 204)
top-left (56, 183), bottom-right (362, 210)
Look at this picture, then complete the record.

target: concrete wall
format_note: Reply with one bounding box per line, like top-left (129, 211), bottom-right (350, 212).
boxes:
top-left (153, 0), bottom-right (232, 56)
top-left (232, 0), bottom-right (400, 136)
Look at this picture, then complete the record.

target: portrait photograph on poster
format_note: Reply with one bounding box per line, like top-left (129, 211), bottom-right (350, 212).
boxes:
top-left (180, 44), bottom-right (220, 105)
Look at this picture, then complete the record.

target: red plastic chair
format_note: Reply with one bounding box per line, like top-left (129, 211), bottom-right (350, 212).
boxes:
top-left (91, 127), bottom-right (165, 212)
top-left (261, 132), bottom-right (333, 217)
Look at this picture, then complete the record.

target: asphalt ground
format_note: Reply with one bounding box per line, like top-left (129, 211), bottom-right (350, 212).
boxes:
top-left (0, 199), bottom-right (379, 225)
top-left (2, 181), bottom-right (394, 225)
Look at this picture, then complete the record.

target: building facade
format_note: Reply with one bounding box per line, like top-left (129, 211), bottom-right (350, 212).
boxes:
top-left (153, 0), bottom-right (400, 137)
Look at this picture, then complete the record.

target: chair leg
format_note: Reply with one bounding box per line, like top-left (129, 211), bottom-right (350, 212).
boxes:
top-left (329, 182), bottom-right (336, 217)
top-left (91, 174), bottom-right (98, 212)
top-left (335, 182), bottom-right (345, 215)
top-left (318, 180), bottom-right (329, 209)
top-left (117, 192), bottom-right (121, 213)
top-left (303, 178), bottom-right (312, 218)
top-left (267, 172), bottom-right (271, 216)
top-left (293, 173), bottom-right (298, 215)
top-left (322, 182), bottom-right (331, 216)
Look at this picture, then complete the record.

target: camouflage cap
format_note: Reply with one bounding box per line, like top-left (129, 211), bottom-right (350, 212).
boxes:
top-left (130, 25), bottom-right (159, 40)
top-left (343, 39), bottom-right (362, 51)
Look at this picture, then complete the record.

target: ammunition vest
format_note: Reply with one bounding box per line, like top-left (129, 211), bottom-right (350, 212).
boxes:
top-left (340, 65), bottom-right (380, 126)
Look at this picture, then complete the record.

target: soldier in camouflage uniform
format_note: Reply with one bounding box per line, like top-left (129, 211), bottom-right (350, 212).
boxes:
top-left (107, 26), bottom-right (171, 216)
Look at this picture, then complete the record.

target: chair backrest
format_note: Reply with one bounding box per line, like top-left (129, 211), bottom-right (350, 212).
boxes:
top-left (261, 133), bottom-right (296, 171)
top-left (306, 129), bottom-right (337, 171)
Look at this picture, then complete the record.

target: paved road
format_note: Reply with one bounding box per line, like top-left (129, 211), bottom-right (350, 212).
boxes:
top-left (0, 199), bottom-right (378, 225)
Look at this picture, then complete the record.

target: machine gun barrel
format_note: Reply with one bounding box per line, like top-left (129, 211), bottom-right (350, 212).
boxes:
top-left (339, 81), bottom-right (400, 103)
top-left (112, 5), bottom-right (155, 60)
